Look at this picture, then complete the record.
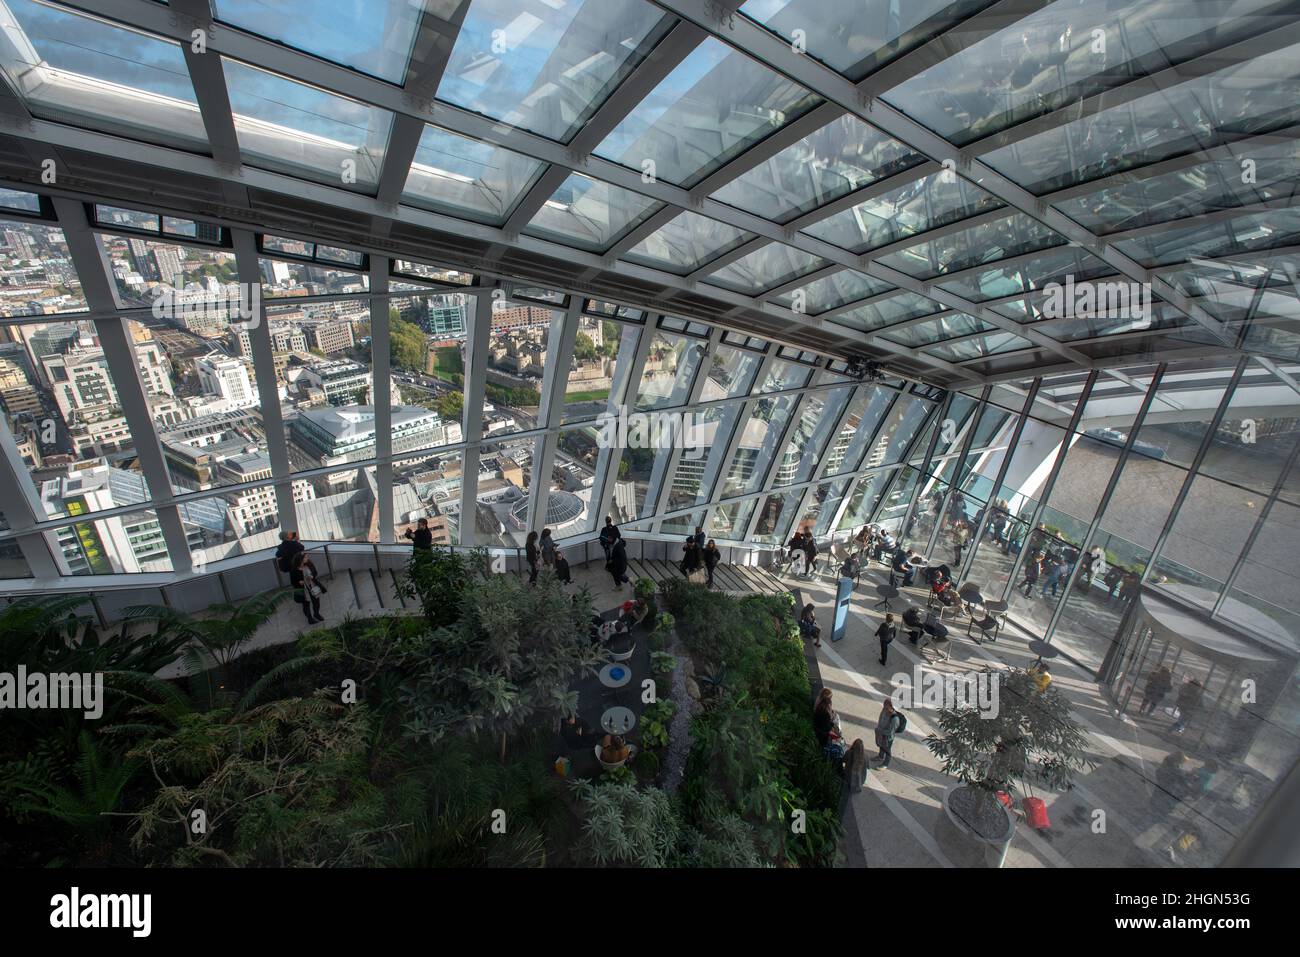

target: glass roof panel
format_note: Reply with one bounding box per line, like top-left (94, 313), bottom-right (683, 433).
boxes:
top-left (831, 291), bottom-right (944, 332)
top-left (760, 357), bottom-right (812, 392)
top-left (0, 189), bottom-right (41, 215)
top-left (883, 0), bottom-right (1294, 146)
top-left (709, 115), bottom-right (922, 221)
top-left (877, 212), bottom-right (1062, 279)
top-left (0, 0), bottom-right (207, 150)
top-left (402, 124), bottom-right (544, 224)
top-left (699, 342), bottom-right (763, 401)
top-left (623, 211), bottom-right (753, 273)
top-left (592, 36), bottom-right (821, 187)
top-left (1056, 138), bottom-right (1300, 235)
top-left (223, 58), bottom-right (393, 190)
top-left (882, 313), bottom-right (995, 348)
top-left (771, 268), bottom-right (894, 314)
top-left (436, 0), bottom-right (671, 142)
top-left (802, 170), bottom-right (1002, 253)
top-left (1114, 208), bottom-right (1300, 268)
top-left (212, 0), bottom-right (439, 84)
top-left (704, 243), bottom-right (828, 295)
top-left (740, 0), bottom-right (995, 81)
top-left (936, 245), bottom-right (1110, 302)
top-left (982, 40), bottom-right (1300, 194)
top-left (523, 173), bottom-right (661, 251)
top-left (926, 330), bottom-right (1032, 361)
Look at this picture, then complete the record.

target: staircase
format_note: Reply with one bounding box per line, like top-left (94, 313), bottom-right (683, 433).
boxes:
top-left (620, 555), bottom-right (788, 596)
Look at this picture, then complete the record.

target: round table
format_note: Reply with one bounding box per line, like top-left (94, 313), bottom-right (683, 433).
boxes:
top-left (599, 663), bottom-right (632, 689)
top-left (1028, 640), bottom-right (1059, 666)
top-left (602, 706), bottom-right (636, 735)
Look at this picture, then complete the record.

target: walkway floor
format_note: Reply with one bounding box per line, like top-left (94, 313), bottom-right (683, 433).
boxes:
top-left (778, 557), bottom-right (1242, 868)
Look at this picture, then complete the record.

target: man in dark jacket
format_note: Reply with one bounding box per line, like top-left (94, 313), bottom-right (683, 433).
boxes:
top-left (403, 518), bottom-right (433, 551)
top-left (275, 531), bottom-right (304, 573)
top-left (598, 516), bottom-right (621, 561)
top-left (607, 538), bottom-right (630, 589)
top-left (876, 613), bottom-right (898, 666)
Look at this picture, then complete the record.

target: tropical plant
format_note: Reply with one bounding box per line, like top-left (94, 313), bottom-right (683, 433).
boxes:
top-left (640, 699), bottom-right (676, 749)
top-left (124, 589), bottom-right (290, 700)
top-left (570, 779), bottom-right (679, 867)
top-left (398, 569), bottom-right (603, 759)
top-left (395, 546), bottom-right (479, 629)
top-left (926, 666), bottom-right (1095, 801)
top-left (649, 651), bottom-right (676, 676)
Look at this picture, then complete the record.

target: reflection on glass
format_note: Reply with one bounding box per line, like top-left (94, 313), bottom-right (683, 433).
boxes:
top-left (823, 386), bottom-right (895, 476)
top-left (525, 174), bottom-right (661, 251)
top-left (623, 211), bottom-right (753, 274)
top-left (772, 269), bottom-right (893, 314)
top-left (402, 124), bottom-right (544, 223)
top-left (879, 212), bottom-right (1062, 279)
top-left (804, 170), bottom-right (1001, 253)
top-left (927, 332), bottom-right (1033, 362)
top-left (666, 402), bottom-right (743, 510)
top-left (213, 0), bottom-right (430, 84)
top-left (752, 487), bottom-right (804, 545)
top-left (772, 386), bottom-right (852, 486)
top-left (705, 243), bottom-right (828, 294)
top-left (635, 331), bottom-right (704, 409)
top-left (224, 59), bottom-right (393, 190)
top-left (0, 0), bottom-right (207, 149)
top-left (708, 497), bottom-right (757, 540)
top-left (982, 40), bottom-right (1300, 194)
top-left (720, 393), bottom-right (796, 498)
top-left (594, 37), bottom-right (819, 187)
top-left (438, 0), bottom-right (669, 142)
top-left (698, 343), bottom-right (762, 402)
top-left (711, 115), bottom-right (922, 220)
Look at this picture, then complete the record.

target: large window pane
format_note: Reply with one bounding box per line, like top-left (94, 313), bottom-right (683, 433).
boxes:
top-left (720, 393), bottom-right (797, 498)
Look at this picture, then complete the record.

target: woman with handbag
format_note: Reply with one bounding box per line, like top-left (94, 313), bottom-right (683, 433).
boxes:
top-left (290, 551), bottom-right (325, 625)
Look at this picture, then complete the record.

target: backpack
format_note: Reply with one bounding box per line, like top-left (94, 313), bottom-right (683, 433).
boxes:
top-left (893, 711), bottom-right (907, 736)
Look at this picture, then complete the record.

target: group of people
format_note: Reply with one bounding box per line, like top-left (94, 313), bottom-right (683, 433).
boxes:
top-left (558, 714), bottom-right (632, 768)
top-left (275, 531), bottom-right (327, 625)
top-left (679, 526), bottom-right (723, 587)
top-left (814, 687), bottom-right (906, 772)
top-left (525, 528), bottom-right (573, 585)
top-left (784, 528), bottom-right (821, 576)
top-left (1139, 666), bottom-right (1205, 734)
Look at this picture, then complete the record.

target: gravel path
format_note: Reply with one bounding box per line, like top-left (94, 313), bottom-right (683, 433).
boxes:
top-left (660, 627), bottom-right (696, 794)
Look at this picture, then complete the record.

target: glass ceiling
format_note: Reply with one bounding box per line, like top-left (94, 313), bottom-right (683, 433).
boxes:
top-left (0, 0), bottom-right (1296, 375)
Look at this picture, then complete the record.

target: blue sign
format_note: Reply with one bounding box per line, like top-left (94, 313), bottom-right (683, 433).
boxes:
top-left (831, 576), bottom-right (854, 643)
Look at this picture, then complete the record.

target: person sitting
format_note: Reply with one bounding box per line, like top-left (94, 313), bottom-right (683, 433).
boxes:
top-left (799, 603), bottom-right (821, 648)
top-left (402, 517), bottom-right (433, 551)
top-left (786, 529), bottom-right (806, 568)
top-left (813, 688), bottom-right (843, 752)
top-left (560, 714), bottom-right (592, 749)
top-left (599, 734), bottom-right (630, 765)
top-left (840, 552), bottom-right (861, 581)
top-left (1029, 662), bottom-right (1052, 694)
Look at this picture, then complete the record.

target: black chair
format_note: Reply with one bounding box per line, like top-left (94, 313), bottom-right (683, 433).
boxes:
top-left (957, 582), bottom-right (984, 618)
top-left (967, 613), bottom-right (1000, 644)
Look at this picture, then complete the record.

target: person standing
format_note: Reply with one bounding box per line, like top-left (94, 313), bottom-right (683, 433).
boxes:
top-left (679, 536), bottom-right (700, 578)
top-left (402, 517), bottom-right (433, 552)
top-left (607, 537), bottom-right (630, 589)
top-left (290, 551), bottom-right (324, 625)
top-left (1140, 665), bottom-right (1174, 717)
top-left (553, 547), bottom-right (572, 584)
top-left (1019, 552), bottom-right (1042, 597)
top-left (951, 520), bottom-right (969, 566)
top-left (1172, 678), bottom-right (1204, 734)
top-left (802, 534), bottom-right (819, 577)
top-left (876, 613), bottom-right (898, 666)
top-left (598, 517), bottom-right (621, 562)
top-left (873, 698), bottom-right (906, 768)
top-left (692, 525), bottom-right (706, 552)
top-left (539, 528), bottom-right (556, 568)
top-left (703, 539), bottom-right (720, 588)
top-left (275, 530), bottom-right (305, 573)
top-left (525, 530), bottom-right (539, 586)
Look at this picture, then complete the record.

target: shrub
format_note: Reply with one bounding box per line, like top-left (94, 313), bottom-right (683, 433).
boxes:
top-left (570, 779), bottom-right (679, 867)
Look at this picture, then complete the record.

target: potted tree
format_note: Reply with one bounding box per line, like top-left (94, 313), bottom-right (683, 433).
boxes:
top-left (926, 667), bottom-right (1093, 867)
